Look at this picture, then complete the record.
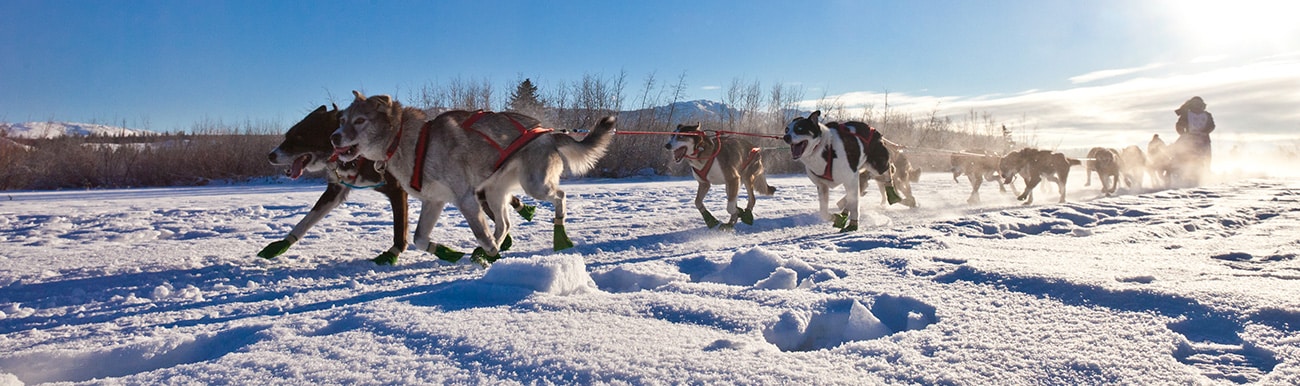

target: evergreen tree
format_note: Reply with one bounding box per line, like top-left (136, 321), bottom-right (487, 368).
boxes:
top-left (508, 78), bottom-right (543, 114)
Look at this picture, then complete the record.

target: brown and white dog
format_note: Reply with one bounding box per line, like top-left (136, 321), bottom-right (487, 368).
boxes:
top-left (664, 123), bottom-right (776, 229)
top-left (998, 148), bottom-right (1080, 205)
top-left (1118, 145), bottom-right (1147, 189)
top-left (331, 91), bottom-right (616, 263)
top-left (783, 110), bottom-right (914, 232)
top-left (262, 105), bottom-right (409, 264)
top-left (950, 149), bottom-right (1007, 204)
top-left (877, 148), bottom-right (921, 205)
top-left (1084, 147), bottom-right (1122, 196)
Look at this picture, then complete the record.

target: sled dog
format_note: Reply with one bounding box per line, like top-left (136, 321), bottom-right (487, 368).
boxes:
top-left (262, 105), bottom-right (409, 264)
top-left (1084, 147), bottom-right (1122, 196)
top-left (877, 148), bottom-right (921, 205)
top-left (783, 110), bottom-right (914, 232)
top-left (665, 123), bottom-right (777, 229)
top-left (950, 149), bottom-right (1009, 204)
top-left (331, 91), bottom-right (616, 262)
top-left (998, 148), bottom-right (1080, 205)
top-left (1146, 134), bottom-right (1201, 188)
top-left (1117, 145), bottom-right (1147, 190)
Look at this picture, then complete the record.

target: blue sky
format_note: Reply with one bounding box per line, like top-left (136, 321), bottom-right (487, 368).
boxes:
top-left (2, 0), bottom-right (1297, 149)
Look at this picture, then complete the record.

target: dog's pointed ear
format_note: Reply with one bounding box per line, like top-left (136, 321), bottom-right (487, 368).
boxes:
top-left (312, 105), bottom-right (327, 114)
top-left (352, 90), bottom-right (366, 102)
top-left (368, 94), bottom-right (393, 108)
top-left (331, 103), bottom-right (339, 112)
top-left (809, 110), bottom-right (821, 123)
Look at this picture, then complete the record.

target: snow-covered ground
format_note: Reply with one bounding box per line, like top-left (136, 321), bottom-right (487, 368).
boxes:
top-left (2, 169), bottom-right (1299, 385)
top-left (1, 122), bottom-right (146, 139)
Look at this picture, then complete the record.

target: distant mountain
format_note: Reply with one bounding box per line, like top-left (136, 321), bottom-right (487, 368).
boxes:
top-left (618, 100), bottom-right (744, 125)
top-left (0, 121), bottom-right (149, 139)
top-left (617, 99), bottom-right (808, 128)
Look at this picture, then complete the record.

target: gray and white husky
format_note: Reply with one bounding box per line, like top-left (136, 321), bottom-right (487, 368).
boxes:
top-left (782, 110), bottom-right (914, 232)
top-left (664, 123), bottom-right (776, 229)
top-left (331, 91), bottom-right (616, 262)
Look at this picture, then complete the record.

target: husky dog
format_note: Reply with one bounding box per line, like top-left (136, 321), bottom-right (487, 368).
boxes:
top-left (1118, 145), bottom-right (1147, 189)
top-left (1148, 134), bottom-right (1203, 188)
top-left (664, 123), bottom-right (776, 229)
top-left (331, 91), bottom-right (615, 262)
top-left (783, 110), bottom-right (913, 232)
top-left (261, 105), bottom-right (409, 264)
top-left (950, 149), bottom-right (1007, 204)
top-left (998, 148), bottom-right (1080, 205)
top-left (1084, 147), bottom-right (1122, 196)
top-left (1147, 134), bottom-right (1173, 188)
top-left (877, 148), bottom-right (921, 205)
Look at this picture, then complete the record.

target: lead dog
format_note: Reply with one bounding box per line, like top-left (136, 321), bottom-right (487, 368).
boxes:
top-left (665, 123), bottom-right (776, 229)
top-left (331, 91), bottom-right (615, 262)
top-left (783, 110), bottom-right (912, 232)
top-left (998, 147), bottom-right (1080, 205)
top-left (262, 105), bottom-right (409, 264)
top-left (950, 149), bottom-right (1007, 204)
top-left (1083, 147), bottom-right (1121, 196)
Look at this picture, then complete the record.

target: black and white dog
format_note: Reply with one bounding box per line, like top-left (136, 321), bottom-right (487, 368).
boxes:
top-left (262, 105), bottom-right (410, 264)
top-left (783, 111), bottom-right (914, 232)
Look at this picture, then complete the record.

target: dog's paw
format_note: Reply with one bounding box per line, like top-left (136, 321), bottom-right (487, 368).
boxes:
top-left (499, 233), bottom-right (514, 252)
top-left (840, 221), bottom-right (859, 233)
top-left (515, 204), bottom-right (536, 222)
top-left (554, 224), bottom-right (575, 251)
top-left (739, 209), bottom-right (755, 225)
top-left (434, 244), bottom-right (466, 263)
top-left (702, 211), bottom-right (721, 229)
top-left (470, 248), bottom-right (500, 267)
top-left (832, 212), bottom-right (849, 229)
top-left (716, 223), bottom-right (735, 232)
top-left (257, 239), bottom-right (294, 259)
top-left (371, 251), bottom-right (399, 265)
top-left (885, 186), bottom-right (903, 205)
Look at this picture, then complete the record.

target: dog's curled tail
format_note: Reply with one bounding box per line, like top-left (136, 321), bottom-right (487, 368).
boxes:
top-left (557, 116), bottom-right (617, 175)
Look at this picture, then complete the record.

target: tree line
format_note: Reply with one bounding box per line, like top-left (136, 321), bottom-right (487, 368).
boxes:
top-left (0, 74), bottom-right (1026, 190)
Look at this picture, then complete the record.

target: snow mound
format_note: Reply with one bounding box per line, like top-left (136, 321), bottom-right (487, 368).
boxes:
top-left (480, 254), bottom-right (599, 296)
top-left (763, 295), bottom-right (939, 351)
top-left (699, 247), bottom-right (831, 289)
top-left (764, 299), bottom-right (892, 351)
top-left (590, 261), bottom-right (689, 293)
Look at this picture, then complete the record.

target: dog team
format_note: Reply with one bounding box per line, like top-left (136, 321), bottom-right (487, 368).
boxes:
top-left (260, 92), bottom-right (1215, 264)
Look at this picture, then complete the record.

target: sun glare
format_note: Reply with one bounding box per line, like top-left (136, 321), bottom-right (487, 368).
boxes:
top-left (1159, 0), bottom-right (1300, 56)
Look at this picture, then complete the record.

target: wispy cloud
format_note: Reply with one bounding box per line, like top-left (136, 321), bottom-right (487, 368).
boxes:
top-left (700, 86), bottom-right (720, 91)
top-left (809, 55), bottom-right (1300, 150)
top-left (1068, 63), bottom-right (1166, 84)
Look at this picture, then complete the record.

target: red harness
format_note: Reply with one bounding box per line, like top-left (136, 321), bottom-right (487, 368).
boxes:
top-left (685, 132), bottom-right (764, 182)
top-left (684, 132), bottom-right (724, 181)
top-left (458, 110), bottom-right (555, 172)
top-left (810, 123), bottom-right (877, 182)
top-left (386, 111), bottom-right (553, 192)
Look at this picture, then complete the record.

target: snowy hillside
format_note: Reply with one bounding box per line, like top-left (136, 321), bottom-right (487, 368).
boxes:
top-left (1, 121), bottom-right (147, 139)
top-left (1, 172), bottom-right (1299, 384)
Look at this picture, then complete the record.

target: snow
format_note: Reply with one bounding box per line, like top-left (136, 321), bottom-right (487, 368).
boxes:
top-left (1, 122), bottom-right (146, 139)
top-left (2, 169), bottom-right (1300, 384)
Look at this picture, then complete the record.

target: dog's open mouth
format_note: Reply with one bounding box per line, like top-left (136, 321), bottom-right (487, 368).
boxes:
top-left (790, 140), bottom-right (808, 160)
top-left (672, 146), bottom-right (687, 163)
top-left (286, 154), bottom-right (312, 179)
top-left (333, 145), bottom-right (359, 161)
